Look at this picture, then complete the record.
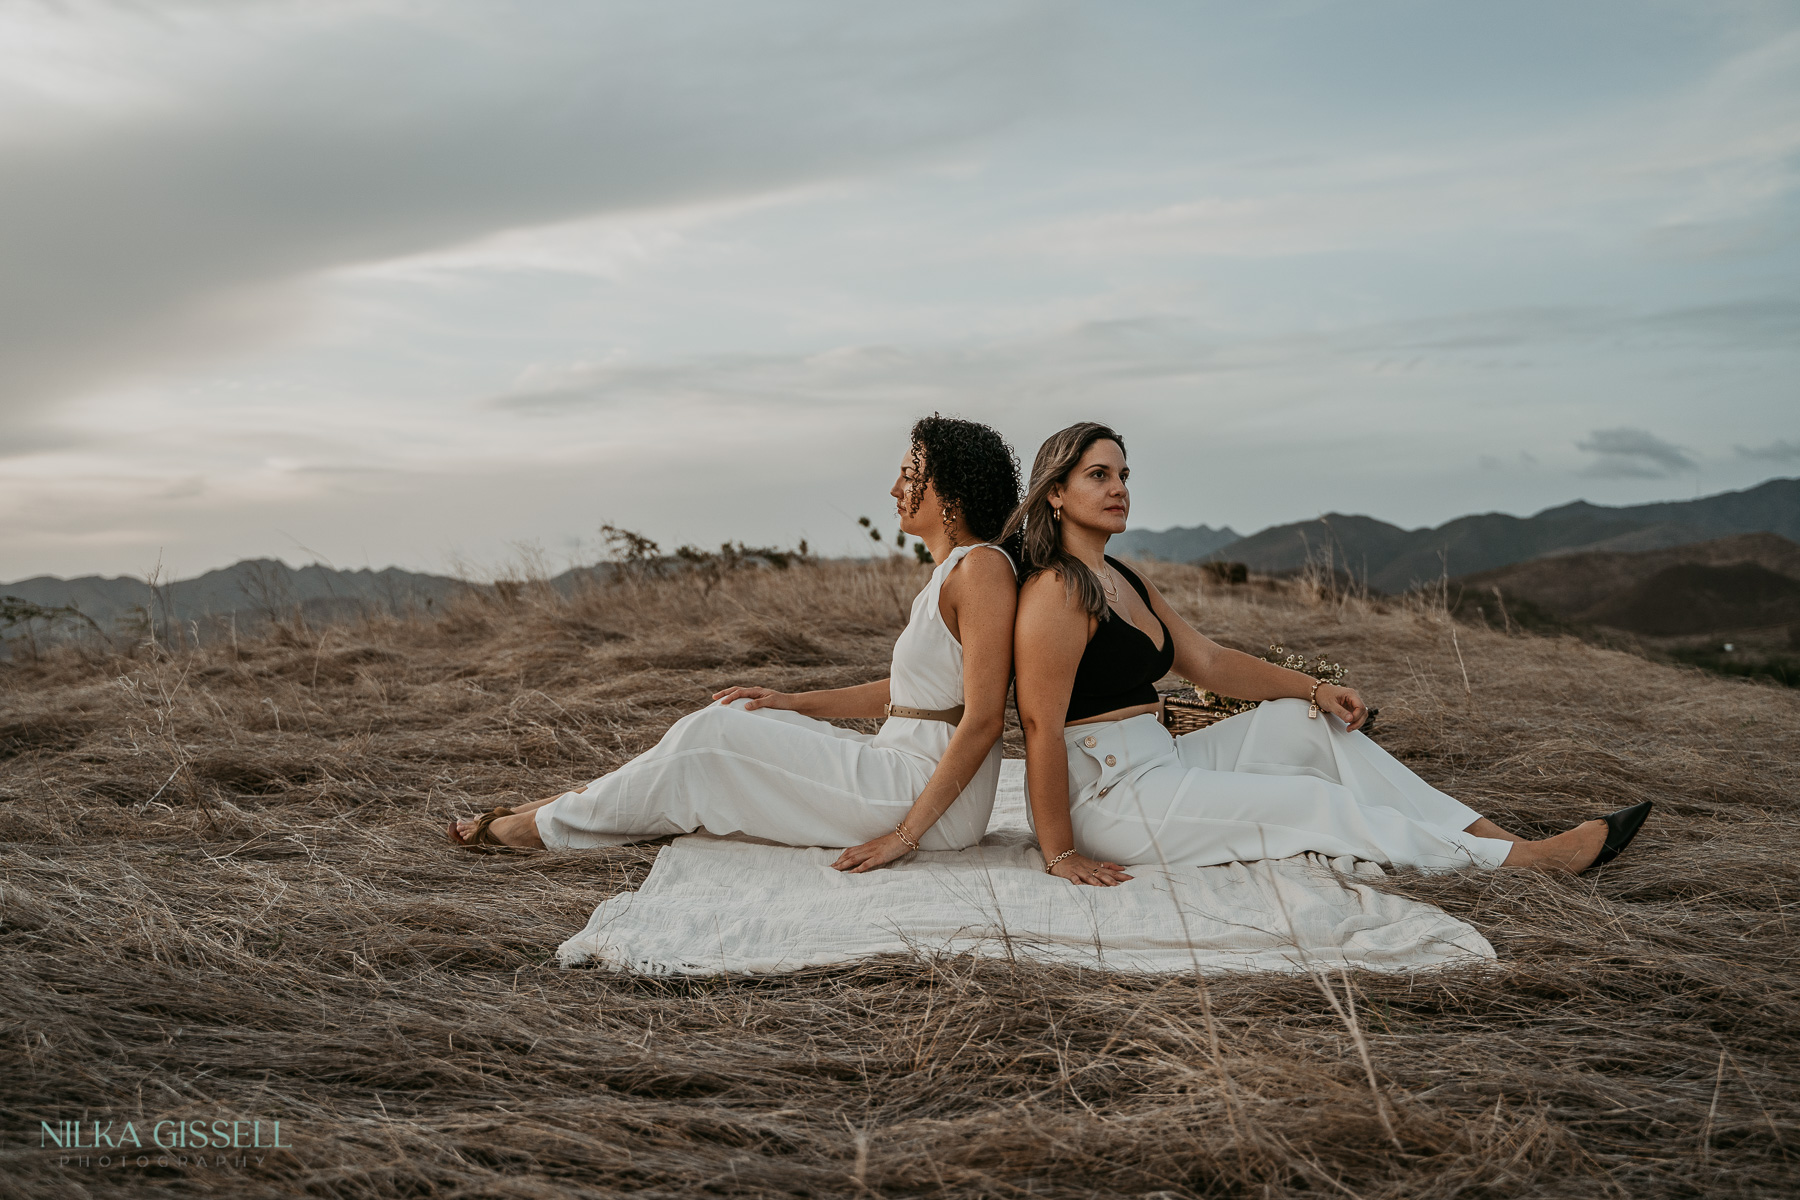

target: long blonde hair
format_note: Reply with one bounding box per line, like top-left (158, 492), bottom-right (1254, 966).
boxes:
top-left (1000, 421), bottom-right (1126, 619)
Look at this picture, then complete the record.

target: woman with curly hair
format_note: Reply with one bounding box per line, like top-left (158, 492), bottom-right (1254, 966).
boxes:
top-left (451, 415), bottom-right (1022, 870)
top-left (1009, 422), bottom-right (1652, 886)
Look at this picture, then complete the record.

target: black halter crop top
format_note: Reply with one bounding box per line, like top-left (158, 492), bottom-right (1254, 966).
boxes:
top-left (1066, 557), bottom-right (1174, 722)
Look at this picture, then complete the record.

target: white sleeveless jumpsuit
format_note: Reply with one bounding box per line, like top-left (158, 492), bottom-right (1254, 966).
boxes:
top-left (536, 544), bottom-right (1014, 851)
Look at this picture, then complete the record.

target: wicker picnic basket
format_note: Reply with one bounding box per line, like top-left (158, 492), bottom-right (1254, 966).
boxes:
top-left (1157, 691), bottom-right (1236, 736)
top-left (1157, 686), bottom-right (1379, 738)
top-left (1155, 649), bottom-right (1383, 738)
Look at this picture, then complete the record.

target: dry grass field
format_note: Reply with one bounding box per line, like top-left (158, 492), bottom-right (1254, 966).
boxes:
top-left (3, 557), bottom-right (1798, 1198)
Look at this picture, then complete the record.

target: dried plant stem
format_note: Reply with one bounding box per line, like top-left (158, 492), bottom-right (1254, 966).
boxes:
top-left (1450, 621), bottom-right (1472, 695)
top-left (1311, 968), bottom-right (1402, 1150)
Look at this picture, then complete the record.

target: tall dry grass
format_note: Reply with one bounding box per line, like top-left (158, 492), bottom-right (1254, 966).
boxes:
top-left (2, 557), bottom-right (1797, 1198)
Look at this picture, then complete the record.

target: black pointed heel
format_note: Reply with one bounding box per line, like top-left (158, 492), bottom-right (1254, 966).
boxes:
top-left (1586, 800), bottom-right (1653, 871)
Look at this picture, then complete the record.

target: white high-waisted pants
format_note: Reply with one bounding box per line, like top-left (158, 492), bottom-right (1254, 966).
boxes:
top-left (1052, 699), bottom-right (1512, 871)
top-left (535, 700), bottom-right (982, 851)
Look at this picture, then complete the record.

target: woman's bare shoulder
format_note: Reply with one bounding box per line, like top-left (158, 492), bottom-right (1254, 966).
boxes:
top-left (1018, 568), bottom-right (1081, 612)
top-left (942, 545), bottom-right (1017, 599)
top-left (958, 544), bottom-right (1018, 582)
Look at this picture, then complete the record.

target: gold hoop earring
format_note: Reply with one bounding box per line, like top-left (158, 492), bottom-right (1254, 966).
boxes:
top-left (1051, 507), bottom-right (1062, 522)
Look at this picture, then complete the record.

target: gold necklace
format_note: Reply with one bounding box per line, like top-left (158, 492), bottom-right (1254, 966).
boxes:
top-left (1100, 565), bottom-right (1120, 603)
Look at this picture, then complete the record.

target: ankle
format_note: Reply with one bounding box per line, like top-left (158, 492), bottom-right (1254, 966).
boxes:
top-left (503, 812), bottom-right (544, 849)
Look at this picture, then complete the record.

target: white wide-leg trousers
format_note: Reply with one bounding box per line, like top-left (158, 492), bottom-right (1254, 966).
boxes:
top-left (1055, 699), bottom-right (1513, 871)
top-left (536, 700), bottom-right (976, 851)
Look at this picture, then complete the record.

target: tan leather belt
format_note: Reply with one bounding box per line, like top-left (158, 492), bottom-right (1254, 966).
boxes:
top-left (884, 702), bottom-right (964, 724)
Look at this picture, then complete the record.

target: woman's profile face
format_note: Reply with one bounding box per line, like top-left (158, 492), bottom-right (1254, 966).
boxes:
top-left (891, 445), bottom-right (941, 537)
top-left (1053, 439), bottom-right (1129, 535)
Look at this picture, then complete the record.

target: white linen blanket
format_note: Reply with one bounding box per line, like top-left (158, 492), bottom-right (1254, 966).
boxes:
top-left (556, 760), bottom-right (1495, 975)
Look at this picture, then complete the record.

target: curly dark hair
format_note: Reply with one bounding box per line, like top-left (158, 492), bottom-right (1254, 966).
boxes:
top-left (905, 414), bottom-right (1022, 543)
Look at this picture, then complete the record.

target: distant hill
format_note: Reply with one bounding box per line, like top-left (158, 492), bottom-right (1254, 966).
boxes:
top-left (1449, 532), bottom-right (1800, 686)
top-left (1452, 532), bottom-right (1800, 622)
top-left (1110, 524), bottom-right (1241, 562)
top-left (1583, 562), bottom-right (1800, 638)
top-left (3, 559), bottom-right (480, 637)
top-left (1208, 477), bottom-right (1800, 593)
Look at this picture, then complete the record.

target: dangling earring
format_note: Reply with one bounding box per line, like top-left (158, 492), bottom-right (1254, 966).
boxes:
top-left (940, 502), bottom-right (961, 545)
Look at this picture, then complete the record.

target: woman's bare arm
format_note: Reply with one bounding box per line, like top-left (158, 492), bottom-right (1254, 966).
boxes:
top-left (1013, 571), bottom-right (1132, 885)
top-left (711, 677), bottom-right (891, 719)
top-left (833, 547), bottom-right (1016, 871)
top-left (1140, 576), bottom-right (1369, 731)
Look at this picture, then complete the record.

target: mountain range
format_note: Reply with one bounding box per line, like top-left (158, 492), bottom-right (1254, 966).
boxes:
top-left (1121, 477), bottom-right (1800, 594)
top-left (7, 477), bottom-right (1798, 638)
top-left (2, 559), bottom-right (477, 637)
top-left (1109, 523), bottom-right (1241, 563)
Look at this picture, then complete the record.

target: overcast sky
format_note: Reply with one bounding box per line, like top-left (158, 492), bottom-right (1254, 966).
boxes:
top-left (4, 0), bottom-right (1798, 582)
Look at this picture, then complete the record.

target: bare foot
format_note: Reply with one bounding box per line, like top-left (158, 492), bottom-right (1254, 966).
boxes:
top-left (453, 809), bottom-right (547, 848)
top-left (1506, 820), bottom-right (1608, 872)
top-left (453, 792), bottom-right (563, 845)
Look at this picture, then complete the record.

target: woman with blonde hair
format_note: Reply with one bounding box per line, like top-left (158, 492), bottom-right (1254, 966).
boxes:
top-left (452, 415), bottom-right (1021, 871)
top-left (1009, 421), bottom-right (1652, 886)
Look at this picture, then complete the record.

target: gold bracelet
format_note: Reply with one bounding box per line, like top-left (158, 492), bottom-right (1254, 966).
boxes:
top-left (893, 823), bottom-right (921, 852)
top-left (1307, 678), bottom-right (1324, 719)
top-left (1044, 848), bottom-right (1078, 874)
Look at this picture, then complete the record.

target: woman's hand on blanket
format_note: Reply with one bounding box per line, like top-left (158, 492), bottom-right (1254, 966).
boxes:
top-left (1316, 684), bottom-right (1369, 732)
top-left (711, 685), bottom-right (793, 711)
top-left (1050, 853), bottom-right (1134, 887)
top-left (831, 833), bottom-right (912, 873)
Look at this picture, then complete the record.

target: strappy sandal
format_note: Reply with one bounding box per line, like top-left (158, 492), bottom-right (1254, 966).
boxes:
top-left (448, 806), bottom-right (515, 850)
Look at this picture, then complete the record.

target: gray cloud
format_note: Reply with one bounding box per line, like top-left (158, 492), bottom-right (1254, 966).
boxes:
top-left (1635, 298), bottom-right (1800, 347)
top-left (1735, 438), bottom-right (1800, 462)
top-left (0, 1), bottom-right (1064, 418)
top-left (490, 316), bottom-right (1233, 415)
top-left (1576, 427), bottom-right (1698, 478)
top-left (0, 423), bottom-right (88, 459)
top-left (1349, 298), bottom-right (1800, 356)
top-left (489, 297), bottom-right (1800, 421)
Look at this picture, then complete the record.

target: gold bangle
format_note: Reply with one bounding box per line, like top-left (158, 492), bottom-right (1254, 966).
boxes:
top-left (893, 823), bottom-right (921, 852)
top-left (1044, 848), bottom-right (1078, 873)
